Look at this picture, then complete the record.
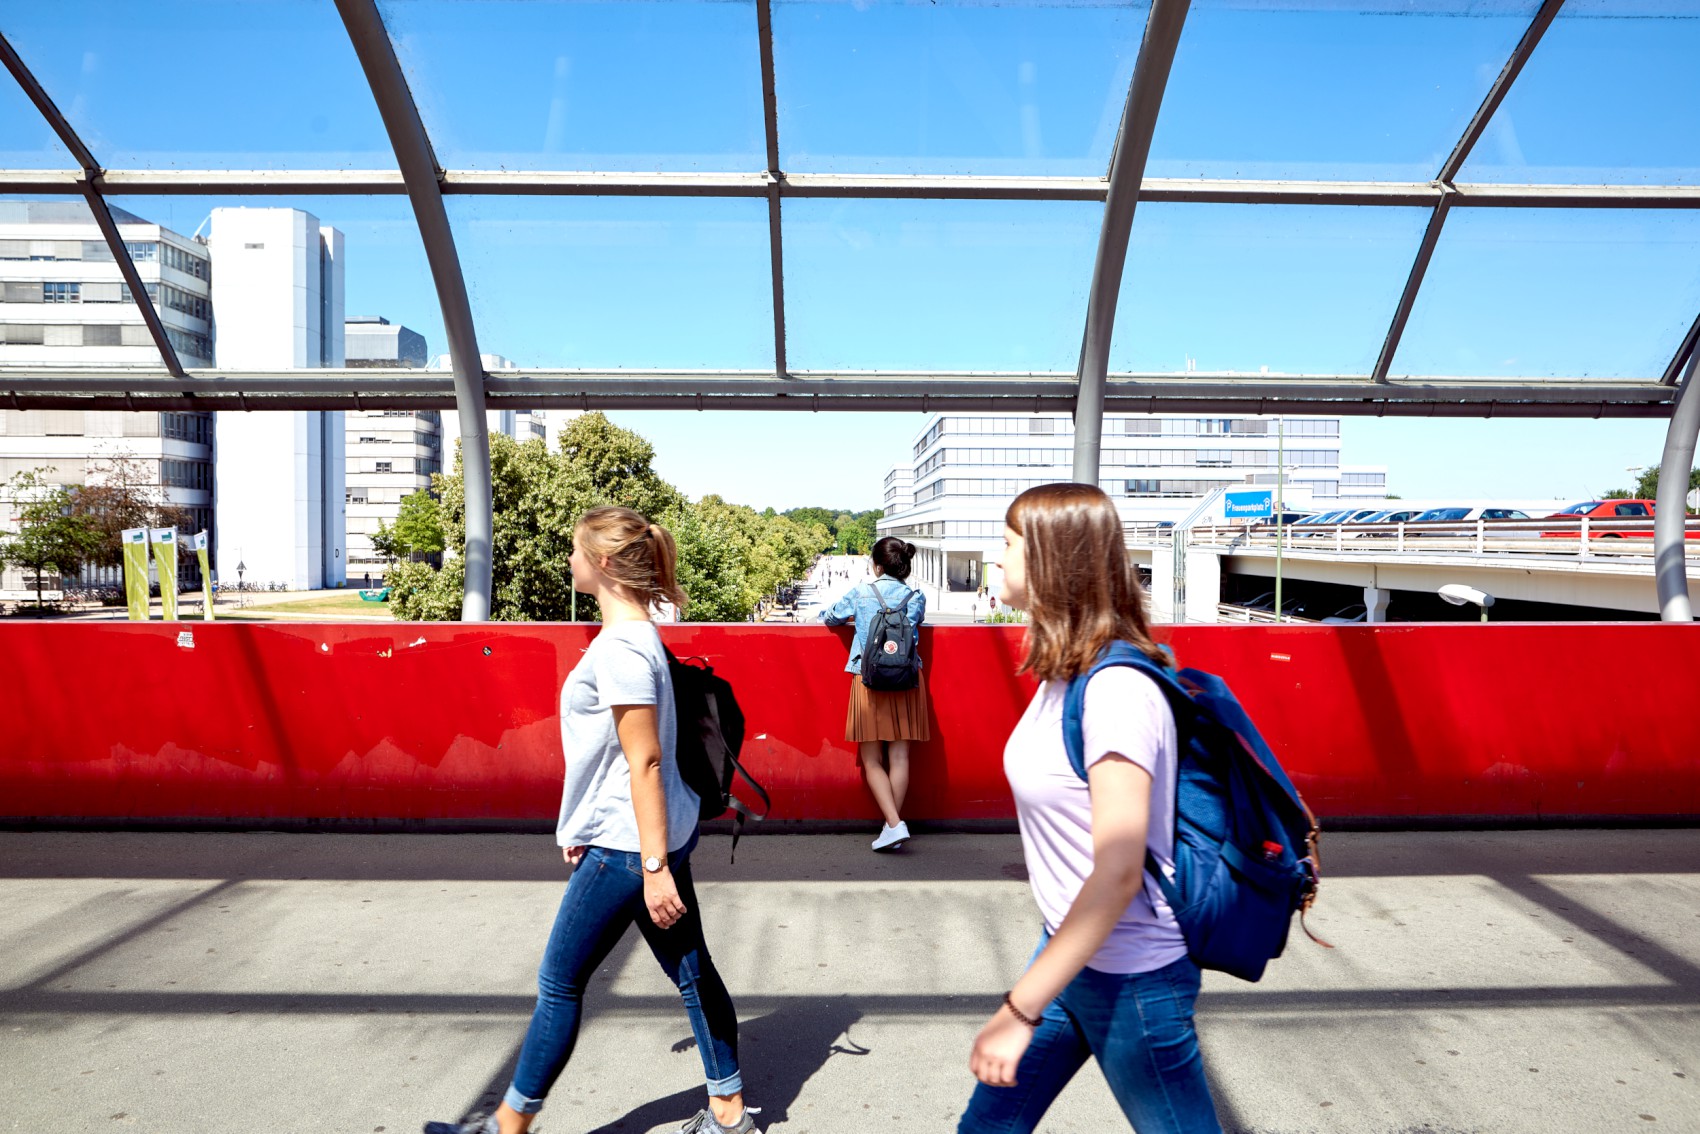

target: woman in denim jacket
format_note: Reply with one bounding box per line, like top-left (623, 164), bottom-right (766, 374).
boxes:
top-left (821, 537), bottom-right (929, 852)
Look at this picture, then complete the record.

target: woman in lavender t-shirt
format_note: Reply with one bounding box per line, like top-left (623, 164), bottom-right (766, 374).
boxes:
top-left (958, 483), bottom-right (1221, 1134)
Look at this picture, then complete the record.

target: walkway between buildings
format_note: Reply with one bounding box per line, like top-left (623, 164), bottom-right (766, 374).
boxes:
top-left (3, 830), bottom-right (1696, 1132)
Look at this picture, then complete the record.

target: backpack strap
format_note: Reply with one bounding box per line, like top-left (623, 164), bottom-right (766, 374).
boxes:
top-left (1061, 642), bottom-right (1192, 911)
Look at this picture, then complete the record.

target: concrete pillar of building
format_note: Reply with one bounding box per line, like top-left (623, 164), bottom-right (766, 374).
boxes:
top-left (1364, 586), bottom-right (1392, 623)
top-left (1183, 547), bottom-right (1223, 624)
top-left (1148, 544), bottom-right (1176, 623)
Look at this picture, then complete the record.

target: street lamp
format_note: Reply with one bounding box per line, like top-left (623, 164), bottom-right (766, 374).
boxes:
top-left (1439, 583), bottom-right (1494, 622)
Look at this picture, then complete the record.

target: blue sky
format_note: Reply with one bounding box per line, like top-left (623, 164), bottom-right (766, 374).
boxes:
top-left (2, 0), bottom-right (1698, 510)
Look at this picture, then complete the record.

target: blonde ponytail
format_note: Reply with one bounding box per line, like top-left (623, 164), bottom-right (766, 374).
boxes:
top-left (575, 506), bottom-right (690, 614)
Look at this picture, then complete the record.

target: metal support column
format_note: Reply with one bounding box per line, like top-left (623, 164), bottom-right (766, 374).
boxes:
top-left (335, 0), bottom-right (493, 621)
top-left (756, 0), bottom-right (789, 379)
top-left (1072, 0), bottom-right (1190, 483)
top-left (1654, 346), bottom-right (1700, 621)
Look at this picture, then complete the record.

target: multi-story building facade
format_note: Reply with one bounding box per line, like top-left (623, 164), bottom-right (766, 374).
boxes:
top-left (208, 207), bottom-right (346, 591)
top-left (344, 317), bottom-right (438, 585)
top-left (878, 412), bottom-right (1387, 614)
top-left (0, 202), bottom-right (214, 598)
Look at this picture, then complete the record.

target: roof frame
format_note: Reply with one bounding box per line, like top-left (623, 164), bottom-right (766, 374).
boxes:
top-left (1369, 0), bottom-right (1566, 384)
top-left (0, 31), bottom-right (188, 380)
top-left (333, 0), bottom-right (494, 622)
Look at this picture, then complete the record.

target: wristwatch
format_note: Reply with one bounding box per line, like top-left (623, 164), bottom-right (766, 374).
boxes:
top-left (643, 855), bottom-right (664, 873)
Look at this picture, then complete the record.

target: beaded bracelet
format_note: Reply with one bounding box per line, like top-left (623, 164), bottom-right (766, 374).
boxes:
top-left (1002, 991), bottom-right (1040, 1028)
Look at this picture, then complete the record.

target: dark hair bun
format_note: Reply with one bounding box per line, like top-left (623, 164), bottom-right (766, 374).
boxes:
top-left (870, 536), bottom-right (915, 581)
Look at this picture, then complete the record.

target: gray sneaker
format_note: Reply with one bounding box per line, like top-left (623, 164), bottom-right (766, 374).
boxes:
top-left (678, 1106), bottom-right (761, 1134)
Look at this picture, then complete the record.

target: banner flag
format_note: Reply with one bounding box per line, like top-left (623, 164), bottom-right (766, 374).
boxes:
top-left (190, 530), bottom-right (214, 621)
top-left (149, 527), bottom-right (179, 621)
top-left (121, 528), bottom-right (151, 621)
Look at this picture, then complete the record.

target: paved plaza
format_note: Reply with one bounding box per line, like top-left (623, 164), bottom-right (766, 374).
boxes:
top-left (2, 829), bottom-right (1697, 1133)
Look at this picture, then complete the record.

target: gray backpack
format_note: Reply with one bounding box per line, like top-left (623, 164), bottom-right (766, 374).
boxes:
top-left (859, 583), bottom-right (920, 691)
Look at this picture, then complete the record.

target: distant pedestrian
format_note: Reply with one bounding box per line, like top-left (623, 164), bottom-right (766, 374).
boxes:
top-left (362, 571), bottom-right (372, 589)
top-left (821, 537), bottom-right (928, 852)
top-left (424, 505), bottom-right (757, 1134)
top-left (958, 483), bottom-right (1215, 1134)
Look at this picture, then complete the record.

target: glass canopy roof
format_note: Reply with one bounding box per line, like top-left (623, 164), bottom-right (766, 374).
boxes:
top-left (0, 0), bottom-right (1697, 418)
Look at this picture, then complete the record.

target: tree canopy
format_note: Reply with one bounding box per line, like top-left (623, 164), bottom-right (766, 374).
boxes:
top-left (1, 470), bottom-right (103, 607)
top-left (388, 413), bottom-right (835, 622)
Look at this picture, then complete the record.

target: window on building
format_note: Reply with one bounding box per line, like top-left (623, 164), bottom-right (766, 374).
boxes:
top-left (83, 324), bottom-right (121, 347)
top-left (42, 282), bottom-right (80, 303)
top-left (0, 324), bottom-right (46, 345)
top-left (375, 461), bottom-right (392, 473)
top-left (348, 488), bottom-right (369, 504)
top-left (2, 281), bottom-right (44, 303)
top-left (125, 242), bottom-right (157, 262)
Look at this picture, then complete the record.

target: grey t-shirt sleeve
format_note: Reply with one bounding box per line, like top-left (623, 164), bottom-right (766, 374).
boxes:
top-left (592, 629), bottom-right (660, 710)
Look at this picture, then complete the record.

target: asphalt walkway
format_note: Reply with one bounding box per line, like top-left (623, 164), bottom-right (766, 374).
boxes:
top-left (2, 830), bottom-right (1697, 1133)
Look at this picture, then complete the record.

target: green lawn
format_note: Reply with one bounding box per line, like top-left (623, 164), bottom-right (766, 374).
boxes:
top-left (228, 592), bottom-right (393, 618)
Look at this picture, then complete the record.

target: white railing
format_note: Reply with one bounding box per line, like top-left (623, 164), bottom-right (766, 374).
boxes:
top-left (1129, 516), bottom-right (1700, 562)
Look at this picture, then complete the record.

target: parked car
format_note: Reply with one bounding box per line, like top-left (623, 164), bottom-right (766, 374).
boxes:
top-left (1322, 603), bottom-right (1369, 623)
top-left (1363, 508), bottom-right (1423, 523)
top-left (1540, 499), bottom-right (1671, 539)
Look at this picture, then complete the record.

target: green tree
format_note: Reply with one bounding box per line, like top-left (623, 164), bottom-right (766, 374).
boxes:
top-left (1, 471), bottom-right (103, 608)
top-left (372, 488), bottom-right (446, 563)
top-left (67, 453), bottom-right (191, 575)
top-left (392, 413), bottom-right (685, 621)
top-left (1621, 466), bottom-right (1700, 509)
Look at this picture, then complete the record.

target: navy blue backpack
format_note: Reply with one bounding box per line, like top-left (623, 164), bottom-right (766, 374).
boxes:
top-left (1063, 642), bottom-right (1327, 982)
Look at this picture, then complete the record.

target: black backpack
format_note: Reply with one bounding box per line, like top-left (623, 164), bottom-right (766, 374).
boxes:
top-left (667, 649), bottom-right (770, 859)
top-left (859, 583), bottom-right (921, 691)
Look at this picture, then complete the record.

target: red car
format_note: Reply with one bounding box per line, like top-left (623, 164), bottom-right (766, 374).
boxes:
top-left (1541, 499), bottom-right (1668, 539)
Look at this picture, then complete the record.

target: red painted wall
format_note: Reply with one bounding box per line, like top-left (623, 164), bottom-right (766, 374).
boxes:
top-left (2, 622), bottom-right (1697, 825)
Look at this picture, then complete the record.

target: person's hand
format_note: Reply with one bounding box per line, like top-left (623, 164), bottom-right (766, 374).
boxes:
top-left (563, 845), bottom-right (587, 868)
top-left (644, 866), bottom-right (687, 929)
top-left (969, 1005), bottom-right (1036, 1087)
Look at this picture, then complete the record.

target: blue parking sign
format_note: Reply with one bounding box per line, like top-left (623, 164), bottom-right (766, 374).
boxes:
top-left (1224, 490), bottom-right (1273, 519)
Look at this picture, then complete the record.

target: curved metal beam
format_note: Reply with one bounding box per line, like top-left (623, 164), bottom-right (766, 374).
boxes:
top-left (1370, 0), bottom-right (1564, 384)
top-left (1655, 348), bottom-right (1700, 621)
top-left (756, 0), bottom-right (789, 378)
top-left (0, 32), bottom-right (187, 379)
top-left (1073, 0), bottom-right (1191, 483)
top-left (334, 0), bottom-right (493, 622)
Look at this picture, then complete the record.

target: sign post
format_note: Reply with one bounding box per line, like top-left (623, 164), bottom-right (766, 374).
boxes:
top-left (120, 528), bottom-right (151, 620)
top-left (190, 530), bottom-right (214, 620)
top-left (1275, 416), bottom-right (1285, 622)
top-left (149, 528), bottom-right (178, 621)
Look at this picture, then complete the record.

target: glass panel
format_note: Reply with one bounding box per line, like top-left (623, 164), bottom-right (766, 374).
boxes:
top-left (381, 0), bottom-right (765, 172)
top-left (1111, 203), bottom-right (1431, 375)
top-left (784, 198), bottom-right (1102, 371)
top-left (773, 0), bottom-right (1149, 176)
top-left (1150, 0), bottom-right (1542, 181)
top-left (0, 72), bottom-right (75, 169)
top-left (0, 1), bottom-right (396, 169)
top-left (1392, 208), bottom-right (1700, 379)
top-left (1457, 0), bottom-right (1700, 185)
top-left (103, 194), bottom-right (443, 368)
top-left (447, 196), bottom-right (773, 369)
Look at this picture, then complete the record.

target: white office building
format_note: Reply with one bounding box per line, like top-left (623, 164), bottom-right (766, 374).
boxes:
top-left (0, 201), bottom-right (214, 598)
top-left (344, 317), bottom-right (438, 585)
top-left (878, 412), bottom-right (1387, 614)
top-left (209, 207), bottom-right (346, 591)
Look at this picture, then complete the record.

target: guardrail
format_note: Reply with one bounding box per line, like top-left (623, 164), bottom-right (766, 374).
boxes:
top-left (3, 621), bottom-right (1698, 826)
top-left (1130, 517), bottom-right (1700, 561)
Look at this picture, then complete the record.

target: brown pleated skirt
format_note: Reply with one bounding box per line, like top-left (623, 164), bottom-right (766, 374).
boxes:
top-left (845, 672), bottom-right (931, 743)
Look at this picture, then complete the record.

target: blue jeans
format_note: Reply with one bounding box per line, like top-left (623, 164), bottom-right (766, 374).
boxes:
top-left (959, 938), bottom-right (1220, 1134)
top-left (505, 835), bottom-right (742, 1115)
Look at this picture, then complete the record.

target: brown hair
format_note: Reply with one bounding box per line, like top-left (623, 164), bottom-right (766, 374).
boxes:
top-left (575, 505), bottom-right (688, 614)
top-left (1005, 482), bottom-right (1166, 681)
top-left (869, 535), bottom-right (916, 581)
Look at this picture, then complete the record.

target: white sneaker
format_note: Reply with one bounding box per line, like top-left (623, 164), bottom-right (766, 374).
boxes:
top-left (871, 821), bottom-right (911, 853)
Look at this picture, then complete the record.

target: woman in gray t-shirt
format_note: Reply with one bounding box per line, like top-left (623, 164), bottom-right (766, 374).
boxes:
top-left (424, 506), bottom-right (756, 1134)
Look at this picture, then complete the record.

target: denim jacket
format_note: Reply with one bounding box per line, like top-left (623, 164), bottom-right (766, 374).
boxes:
top-left (822, 577), bottom-right (926, 675)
